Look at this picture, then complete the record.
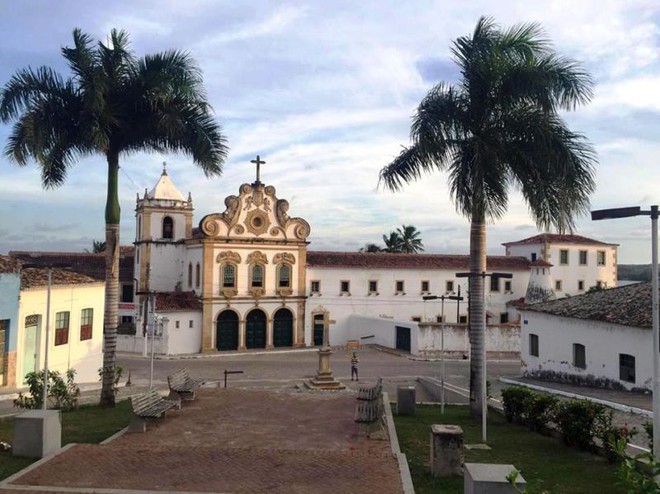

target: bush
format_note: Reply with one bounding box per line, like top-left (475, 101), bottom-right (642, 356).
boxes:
top-left (554, 399), bottom-right (609, 451)
top-left (501, 386), bottom-right (533, 424)
top-left (523, 393), bottom-right (558, 432)
top-left (14, 369), bottom-right (80, 411)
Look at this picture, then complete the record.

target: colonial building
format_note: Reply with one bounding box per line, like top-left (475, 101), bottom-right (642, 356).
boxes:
top-left (128, 161), bottom-right (618, 357)
top-left (0, 256), bottom-right (20, 386)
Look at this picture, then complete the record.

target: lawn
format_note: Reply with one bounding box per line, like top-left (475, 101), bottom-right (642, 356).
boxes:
top-left (0, 400), bottom-right (132, 481)
top-left (393, 405), bottom-right (623, 494)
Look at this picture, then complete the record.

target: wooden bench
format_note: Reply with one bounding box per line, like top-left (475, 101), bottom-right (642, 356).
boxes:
top-left (354, 398), bottom-right (384, 423)
top-left (167, 368), bottom-right (206, 402)
top-left (357, 377), bottom-right (383, 401)
top-left (129, 389), bottom-right (179, 433)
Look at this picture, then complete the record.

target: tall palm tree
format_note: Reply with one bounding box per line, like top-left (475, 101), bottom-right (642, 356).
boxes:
top-left (382, 231), bottom-right (403, 253)
top-left (359, 243), bottom-right (383, 253)
top-left (84, 240), bottom-right (106, 253)
top-left (396, 225), bottom-right (424, 253)
top-left (380, 17), bottom-right (595, 416)
top-left (0, 29), bottom-right (228, 406)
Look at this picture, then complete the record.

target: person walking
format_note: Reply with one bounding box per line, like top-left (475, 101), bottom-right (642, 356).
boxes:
top-left (350, 352), bottom-right (359, 381)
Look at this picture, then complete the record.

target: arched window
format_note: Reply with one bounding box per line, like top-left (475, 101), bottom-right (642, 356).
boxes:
top-left (188, 262), bottom-right (193, 288)
top-left (222, 264), bottom-right (236, 288)
top-left (195, 263), bottom-right (201, 288)
top-left (137, 215), bottom-right (142, 238)
top-left (163, 216), bottom-right (174, 239)
top-left (278, 264), bottom-right (291, 288)
top-left (251, 264), bottom-right (264, 288)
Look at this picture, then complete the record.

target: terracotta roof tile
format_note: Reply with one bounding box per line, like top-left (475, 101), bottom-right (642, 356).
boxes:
top-left (530, 259), bottom-right (553, 267)
top-left (0, 255), bottom-right (21, 273)
top-left (20, 267), bottom-right (100, 290)
top-left (502, 233), bottom-right (617, 247)
top-left (155, 291), bottom-right (202, 312)
top-left (524, 282), bottom-right (655, 329)
top-left (10, 249), bottom-right (134, 282)
top-left (306, 251), bottom-right (530, 271)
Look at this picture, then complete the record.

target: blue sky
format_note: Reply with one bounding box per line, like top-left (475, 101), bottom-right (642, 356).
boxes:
top-left (0, 0), bottom-right (658, 263)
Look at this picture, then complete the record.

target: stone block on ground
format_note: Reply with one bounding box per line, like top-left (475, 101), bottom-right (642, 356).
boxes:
top-left (396, 385), bottom-right (416, 415)
top-left (464, 463), bottom-right (525, 494)
top-left (430, 424), bottom-right (463, 477)
top-left (12, 409), bottom-right (62, 458)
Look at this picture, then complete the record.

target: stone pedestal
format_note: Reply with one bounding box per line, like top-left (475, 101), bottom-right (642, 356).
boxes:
top-left (464, 463), bottom-right (525, 493)
top-left (306, 347), bottom-right (346, 390)
top-left (12, 409), bottom-right (62, 458)
top-left (430, 424), bottom-right (464, 477)
top-left (397, 386), bottom-right (416, 415)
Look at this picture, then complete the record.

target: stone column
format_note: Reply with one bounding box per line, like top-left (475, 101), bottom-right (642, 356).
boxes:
top-left (266, 316), bottom-right (274, 349)
top-left (238, 317), bottom-right (247, 351)
top-left (430, 424), bottom-right (464, 477)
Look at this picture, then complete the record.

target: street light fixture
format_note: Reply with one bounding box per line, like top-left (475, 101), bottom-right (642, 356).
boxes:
top-left (456, 271), bottom-right (513, 443)
top-left (592, 205), bottom-right (659, 458)
top-left (423, 294), bottom-right (464, 414)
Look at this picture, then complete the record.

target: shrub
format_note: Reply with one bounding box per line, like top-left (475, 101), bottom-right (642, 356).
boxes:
top-left (615, 440), bottom-right (660, 493)
top-left (501, 386), bottom-right (533, 424)
top-left (553, 399), bottom-right (608, 451)
top-left (14, 369), bottom-right (80, 411)
top-left (593, 408), bottom-right (637, 463)
top-left (523, 393), bottom-right (558, 432)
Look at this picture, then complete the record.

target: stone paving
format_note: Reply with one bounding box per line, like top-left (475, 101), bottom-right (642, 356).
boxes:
top-left (1, 387), bottom-right (404, 494)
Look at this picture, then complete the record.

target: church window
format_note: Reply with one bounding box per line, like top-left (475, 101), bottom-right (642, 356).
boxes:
top-left (251, 265), bottom-right (264, 288)
top-left (195, 263), bottom-right (201, 289)
top-left (597, 250), bottom-right (606, 266)
top-left (55, 311), bottom-right (70, 346)
top-left (137, 215), bottom-right (142, 238)
top-left (310, 280), bottom-right (320, 293)
top-left (278, 264), bottom-right (291, 288)
top-left (579, 250), bottom-right (588, 265)
top-left (162, 216), bottom-right (174, 239)
top-left (188, 263), bottom-right (193, 288)
top-left (340, 280), bottom-right (350, 294)
top-left (421, 280), bottom-right (430, 293)
top-left (395, 280), bottom-right (404, 293)
top-left (222, 265), bottom-right (236, 288)
top-left (368, 280), bottom-right (378, 294)
top-left (559, 249), bottom-right (569, 265)
top-left (80, 308), bottom-right (93, 341)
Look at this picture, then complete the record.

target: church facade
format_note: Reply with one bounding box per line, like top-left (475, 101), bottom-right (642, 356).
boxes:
top-left (130, 161), bottom-right (618, 356)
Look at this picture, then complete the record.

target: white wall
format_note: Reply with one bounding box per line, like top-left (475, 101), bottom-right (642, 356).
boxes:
top-left (162, 310), bottom-right (202, 354)
top-left (520, 310), bottom-right (652, 390)
top-left (346, 314), bottom-right (419, 354)
top-left (417, 323), bottom-right (520, 358)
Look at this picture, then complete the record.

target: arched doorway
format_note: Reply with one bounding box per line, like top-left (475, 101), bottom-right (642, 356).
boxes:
top-left (246, 309), bottom-right (267, 349)
top-left (273, 308), bottom-right (293, 347)
top-left (313, 313), bottom-right (325, 346)
top-left (216, 310), bottom-right (239, 351)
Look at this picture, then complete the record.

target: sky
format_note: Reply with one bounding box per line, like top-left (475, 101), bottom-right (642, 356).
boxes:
top-left (0, 0), bottom-right (658, 264)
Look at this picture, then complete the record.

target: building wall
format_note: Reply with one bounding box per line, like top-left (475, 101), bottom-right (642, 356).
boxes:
top-left (346, 314), bottom-right (419, 354)
top-left (520, 310), bottom-right (652, 390)
top-left (0, 272), bottom-right (20, 386)
top-left (162, 310), bottom-right (202, 354)
top-left (17, 283), bottom-right (104, 385)
top-left (417, 323), bottom-right (519, 358)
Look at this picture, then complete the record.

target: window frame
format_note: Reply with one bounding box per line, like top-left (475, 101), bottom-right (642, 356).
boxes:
top-left (573, 343), bottom-right (586, 369)
top-left (395, 280), bottom-right (405, 294)
top-left (277, 263), bottom-right (292, 288)
top-left (578, 280), bottom-right (584, 291)
top-left (619, 353), bottom-right (636, 383)
top-left (597, 250), bottom-right (606, 266)
top-left (250, 264), bottom-right (265, 288)
top-left (559, 249), bottom-right (569, 265)
top-left (504, 280), bottom-right (512, 293)
top-left (55, 311), bottom-right (70, 346)
top-left (368, 280), bottom-right (378, 294)
top-left (340, 280), bottom-right (350, 294)
top-left (555, 280), bottom-right (563, 291)
top-left (195, 262), bottom-right (201, 289)
top-left (222, 264), bottom-right (237, 289)
top-left (310, 280), bottom-right (320, 294)
top-left (490, 276), bottom-right (499, 292)
top-left (529, 334), bottom-right (539, 357)
top-left (80, 308), bottom-right (93, 341)
top-left (162, 215), bottom-right (174, 239)
top-left (421, 280), bottom-right (430, 293)
top-left (579, 250), bottom-right (588, 265)
top-left (445, 280), bottom-right (454, 293)
top-left (188, 262), bottom-right (193, 288)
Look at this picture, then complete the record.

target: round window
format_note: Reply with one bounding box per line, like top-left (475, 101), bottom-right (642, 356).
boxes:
top-left (252, 216), bottom-right (263, 227)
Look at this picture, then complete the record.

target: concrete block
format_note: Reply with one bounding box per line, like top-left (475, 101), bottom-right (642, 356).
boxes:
top-left (464, 463), bottom-right (526, 494)
top-left (430, 424), bottom-right (464, 477)
top-left (397, 386), bottom-right (416, 415)
top-left (12, 409), bottom-right (62, 458)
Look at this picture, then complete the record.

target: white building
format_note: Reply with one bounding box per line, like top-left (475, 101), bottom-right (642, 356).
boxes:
top-left (520, 282), bottom-right (653, 391)
top-left (127, 162), bottom-right (617, 357)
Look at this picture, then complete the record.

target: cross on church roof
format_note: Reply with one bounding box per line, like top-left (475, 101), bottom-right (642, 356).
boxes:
top-left (162, 161), bottom-right (168, 176)
top-left (250, 155), bottom-right (265, 185)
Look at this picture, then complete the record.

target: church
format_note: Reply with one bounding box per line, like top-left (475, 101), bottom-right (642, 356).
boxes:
top-left (128, 158), bottom-right (618, 357)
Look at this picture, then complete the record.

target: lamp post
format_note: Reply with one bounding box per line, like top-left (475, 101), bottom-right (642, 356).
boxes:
top-left (592, 205), bottom-right (659, 458)
top-left (456, 271), bottom-right (513, 443)
top-left (423, 293), bottom-right (464, 414)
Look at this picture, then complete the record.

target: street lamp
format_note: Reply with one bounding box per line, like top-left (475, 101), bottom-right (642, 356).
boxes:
top-left (456, 271), bottom-right (513, 443)
top-left (592, 205), bottom-right (659, 458)
top-left (423, 294), bottom-right (464, 414)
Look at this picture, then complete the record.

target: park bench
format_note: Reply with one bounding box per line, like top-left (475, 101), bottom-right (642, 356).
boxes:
top-left (167, 368), bottom-right (206, 402)
top-left (354, 377), bottom-right (384, 426)
top-left (357, 377), bottom-right (383, 401)
top-left (129, 389), bottom-right (179, 433)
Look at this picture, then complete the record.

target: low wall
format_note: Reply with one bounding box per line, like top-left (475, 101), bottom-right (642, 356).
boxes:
top-left (417, 323), bottom-right (520, 359)
top-left (117, 335), bottom-right (168, 355)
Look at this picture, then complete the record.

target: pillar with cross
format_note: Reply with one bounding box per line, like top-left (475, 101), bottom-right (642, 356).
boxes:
top-left (306, 312), bottom-right (346, 390)
top-left (251, 155), bottom-right (265, 185)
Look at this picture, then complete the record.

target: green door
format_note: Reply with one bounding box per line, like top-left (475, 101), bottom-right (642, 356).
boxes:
top-left (395, 325), bottom-right (411, 353)
top-left (23, 316), bottom-right (39, 381)
top-left (273, 308), bottom-right (293, 347)
top-left (246, 309), bottom-right (266, 349)
top-left (216, 311), bottom-right (239, 351)
top-left (313, 314), bottom-right (324, 346)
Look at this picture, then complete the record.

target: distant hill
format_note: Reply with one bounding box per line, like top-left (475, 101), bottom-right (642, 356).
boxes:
top-left (618, 264), bottom-right (652, 281)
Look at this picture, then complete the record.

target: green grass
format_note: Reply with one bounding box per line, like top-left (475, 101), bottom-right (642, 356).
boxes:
top-left (0, 400), bottom-right (132, 481)
top-left (394, 405), bottom-right (622, 494)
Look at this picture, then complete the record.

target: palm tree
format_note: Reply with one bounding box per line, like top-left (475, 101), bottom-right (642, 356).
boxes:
top-left (379, 17), bottom-right (595, 416)
top-left (396, 225), bottom-right (424, 253)
top-left (84, 240), bottom-right (106, 253)
top-left (359, 243), bottom-right (383, 253)
top-left (0, 29), bottom-right (227, 406)
top-left (382, 231), bottom-right (403, 253)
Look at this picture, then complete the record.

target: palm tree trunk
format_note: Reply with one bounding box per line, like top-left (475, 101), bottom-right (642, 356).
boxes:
top-left (468, 211), bottom-right (486, 417)
top-left (100, 152), bottom-right (121, 407)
